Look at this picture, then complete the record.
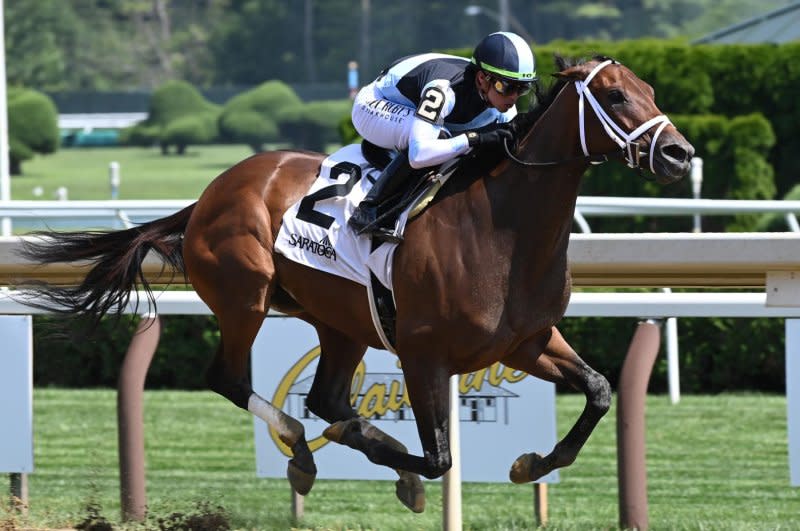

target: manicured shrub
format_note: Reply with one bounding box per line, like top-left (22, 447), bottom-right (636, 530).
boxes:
top-left (129, 80), bottom-right (220, 154)
top-left (7, 87), bottom-right (59, 174)
top-left (218, 80), bottom-right (302, 151)
top-left (279, 99), bottom-right (351, 152)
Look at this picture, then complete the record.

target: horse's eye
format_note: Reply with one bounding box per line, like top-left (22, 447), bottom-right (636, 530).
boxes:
top-left (608, 89), bottom-right (626, 105)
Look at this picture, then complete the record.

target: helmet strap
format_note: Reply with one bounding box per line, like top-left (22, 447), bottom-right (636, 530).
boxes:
top-left (475, 70), bottom-right (491, 107)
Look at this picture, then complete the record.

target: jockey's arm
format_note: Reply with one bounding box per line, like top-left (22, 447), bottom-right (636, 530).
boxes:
top-left (407, 80), bottom-right (516, 169)
top-left (407, 118), bottom-right (470, 169)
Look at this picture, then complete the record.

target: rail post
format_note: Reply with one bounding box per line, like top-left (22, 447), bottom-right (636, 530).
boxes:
top-left (118, 314), bottom-right (161, 521)
top-left (9, 473), bottom-right (27, 514)
top-left (617, 319), bottom-right (661, 530)
top-left (443, 374), bottom-right (463, 531)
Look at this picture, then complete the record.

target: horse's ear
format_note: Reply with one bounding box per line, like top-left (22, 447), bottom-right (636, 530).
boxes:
top-left (552, 69), bottom-right (581, 82)
top-left (552, 54), bottom-right (584, 81)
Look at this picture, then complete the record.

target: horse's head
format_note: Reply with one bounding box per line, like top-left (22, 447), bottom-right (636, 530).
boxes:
top-left (553, 56), bottom-right (694, 184)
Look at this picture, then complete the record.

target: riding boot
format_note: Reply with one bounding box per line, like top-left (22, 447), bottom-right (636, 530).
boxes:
top-left (348, 152), bottom-right (412, 239)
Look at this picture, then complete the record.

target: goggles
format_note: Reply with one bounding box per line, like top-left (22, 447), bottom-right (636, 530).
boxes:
top-left (488, 75), bottom-right (533, 96)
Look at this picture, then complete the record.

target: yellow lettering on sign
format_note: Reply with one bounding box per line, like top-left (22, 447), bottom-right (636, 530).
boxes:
top-left (460, 362), bottom-right (527, 393)
top-left (269, 349), bottom-right (526, 457)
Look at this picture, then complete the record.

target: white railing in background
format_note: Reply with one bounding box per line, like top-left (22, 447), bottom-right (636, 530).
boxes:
top-left (0, 199), bottom-right (191, 226)
top-left (575, 196), bottom-right (800, 216)
top-left (0, 196), bottom-right (799, 222)
top-left (1, 196), bottom-right (798, 230)
top-left (3, 289), bottom-right (800, 318)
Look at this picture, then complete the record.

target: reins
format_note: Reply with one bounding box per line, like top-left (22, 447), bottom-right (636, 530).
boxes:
top-left (506, 59), bottom-right (671, 173)
top-left (503, 140), bottom-right (611, 167)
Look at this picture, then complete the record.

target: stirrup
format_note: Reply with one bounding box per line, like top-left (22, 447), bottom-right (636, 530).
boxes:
top-left (348, 204), bottom-right (378, 233)
top-left (372, 226), bottom-right (403, 244)
top-left (354, 213), bottom-right (403, 243)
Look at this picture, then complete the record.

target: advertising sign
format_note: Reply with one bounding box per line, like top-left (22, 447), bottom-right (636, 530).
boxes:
top-left (0, 316), bottom-right (33, 473)
top-left (253, 316), bottom-right (558, 483)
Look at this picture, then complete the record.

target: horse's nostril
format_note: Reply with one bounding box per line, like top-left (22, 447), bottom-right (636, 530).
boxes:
top-left (662, 143), bottom-right (689, 162)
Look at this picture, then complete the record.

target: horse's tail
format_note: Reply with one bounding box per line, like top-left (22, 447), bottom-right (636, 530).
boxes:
top-left (17, 203), bottom-right (196, 327)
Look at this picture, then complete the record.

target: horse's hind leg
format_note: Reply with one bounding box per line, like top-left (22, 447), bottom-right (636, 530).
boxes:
top-left (502, 326), bottom-right (611, 483)
top-left (305, 324), bottom-right (425, 513)
top-left (193, 238), bottom-right (316, 494)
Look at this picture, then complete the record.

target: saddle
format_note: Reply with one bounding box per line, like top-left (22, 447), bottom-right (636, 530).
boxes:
top-left (360, 140), bottom-right (460, 238)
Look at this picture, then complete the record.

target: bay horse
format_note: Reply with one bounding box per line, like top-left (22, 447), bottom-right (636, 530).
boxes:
top-left (18, 56), bottom-right (693, 513)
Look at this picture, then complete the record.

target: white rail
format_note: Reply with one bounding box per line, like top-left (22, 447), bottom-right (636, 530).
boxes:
top-left (0, 196), bottom-right (798, 228)
top-left (3, 233), bottom-right (800, 288)
top-left (575, 196), bottom-right (800, 216)
top-left (3, 290), bottom-right (800, 317)
top-left (0, 200), bottom-right (191, 219)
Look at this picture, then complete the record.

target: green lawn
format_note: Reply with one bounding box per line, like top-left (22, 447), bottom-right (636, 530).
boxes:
top-left (12, 145), bottom-right (258, 201)
top-left (4, 390), bottom-right (798, 530)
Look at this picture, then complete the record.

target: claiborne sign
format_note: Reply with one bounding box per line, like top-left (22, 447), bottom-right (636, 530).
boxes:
top-left (252, 316), bottom-right (558, 483)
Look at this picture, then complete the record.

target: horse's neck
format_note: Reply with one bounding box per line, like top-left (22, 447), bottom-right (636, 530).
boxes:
top-left (491, 87), bottom-right (587, 247)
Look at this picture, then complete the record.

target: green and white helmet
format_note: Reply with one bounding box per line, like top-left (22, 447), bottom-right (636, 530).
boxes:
top-left (471, 31), bottom-right (537, 82)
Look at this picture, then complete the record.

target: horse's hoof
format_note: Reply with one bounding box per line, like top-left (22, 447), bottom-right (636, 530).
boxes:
top-left (395, 473), bottom-right (425, 513)
top-left (287, 459), bottom-right (316, 495)
top-left (509, 452), bottom-right (544, 484)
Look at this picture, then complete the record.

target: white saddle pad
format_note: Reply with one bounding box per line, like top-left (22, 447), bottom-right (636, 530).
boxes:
top-left (275, 143), bottom-right (402, 293)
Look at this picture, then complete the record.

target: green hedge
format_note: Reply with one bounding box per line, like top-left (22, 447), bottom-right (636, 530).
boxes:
top-left (557, 314), bottom-right (785, 394)
top-left (279, 99), bottom-right (352, 152)
top-left (7, 87), bottom-right (59, 174)
top-left (124, 80), bottom-right (220, 154)
top-left (33, 312), bottom-right (786, 393)
top-left (34, 315), bottom-right (218, 389)
top-left (217, 81), bottom-right (349, 152)
top-left (217, 80), bottom-right (302, 152)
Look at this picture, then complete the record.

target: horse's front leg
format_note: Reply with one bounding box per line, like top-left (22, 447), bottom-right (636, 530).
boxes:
top-left (502, 326), bottom-right (611, 483)
top-left (326, 356), bottom-right (453, 481)
top-left (307, 325), bottom-right (426, 513)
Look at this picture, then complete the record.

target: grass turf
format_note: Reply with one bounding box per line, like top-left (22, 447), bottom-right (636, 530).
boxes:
top-left (3, 390), bottom-right (797, 530)
top-left (12, 145), bottom-right (259, 201)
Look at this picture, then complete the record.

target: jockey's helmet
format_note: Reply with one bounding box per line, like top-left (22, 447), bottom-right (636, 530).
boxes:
top-left (471, 32), bottom-right (536, 82)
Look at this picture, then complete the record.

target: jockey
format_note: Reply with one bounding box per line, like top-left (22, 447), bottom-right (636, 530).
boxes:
top-left (348, 31), bottom-right (537, 241)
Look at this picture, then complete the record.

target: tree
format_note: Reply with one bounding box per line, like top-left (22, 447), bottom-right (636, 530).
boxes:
top-left (4, 0), bottom-right (225, 91)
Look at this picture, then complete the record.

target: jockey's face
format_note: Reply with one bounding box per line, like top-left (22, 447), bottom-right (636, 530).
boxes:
top-left (476, 70), bottom-right (523, 112)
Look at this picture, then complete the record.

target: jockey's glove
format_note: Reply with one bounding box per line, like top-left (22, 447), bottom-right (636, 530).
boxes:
top-left (466, 122), bottom-right (514, 147)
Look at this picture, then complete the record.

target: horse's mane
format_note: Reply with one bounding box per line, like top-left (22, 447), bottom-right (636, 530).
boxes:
top-left (511, 54), bottom-right (611, 139)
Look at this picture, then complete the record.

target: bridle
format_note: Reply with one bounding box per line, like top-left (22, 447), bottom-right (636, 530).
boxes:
top-left (505, 59), bottom-right (672, 173)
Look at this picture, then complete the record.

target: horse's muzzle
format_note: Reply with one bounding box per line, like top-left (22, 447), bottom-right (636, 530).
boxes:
top-left (652, 134), bottom-right (695, 184)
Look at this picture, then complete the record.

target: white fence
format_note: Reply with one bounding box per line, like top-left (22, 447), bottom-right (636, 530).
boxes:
top-left (2, 195), bottom-right (800, 229)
